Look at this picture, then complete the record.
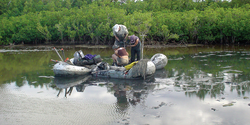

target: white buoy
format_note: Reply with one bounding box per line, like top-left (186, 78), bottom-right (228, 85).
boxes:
top-left (150, 53), bottom-right (168, 70)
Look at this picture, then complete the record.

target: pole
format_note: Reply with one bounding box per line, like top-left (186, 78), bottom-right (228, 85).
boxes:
top-left (50, 59), bottom-right (58, 62)
top-left (140, 34), bottom-right (146, 59)
top-left (61, 48), bottom-right (66, 61)
top-left (53, 47), bottom-right (63, 61)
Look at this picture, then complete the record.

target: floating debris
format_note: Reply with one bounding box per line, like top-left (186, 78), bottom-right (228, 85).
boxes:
top-left (152, 102), bottom-right (167, 109)
top-left (211, 108), bottom-right (216, 111)
top-left (223, 102), bottom-right (234, 107)
top-left (39, 76), bottom-right (55, 79)
top-left (50, 84), bottom-right (57, 88)
top-left (243, 97), bottom-right (249, 99)
top-left (159, 102), bottom-right (167, 107)
top-left (107, 82), bottom-right (114, 86)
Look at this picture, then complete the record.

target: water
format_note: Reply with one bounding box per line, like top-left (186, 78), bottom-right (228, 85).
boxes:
top-left (0, 45), bottom-right (250, 125)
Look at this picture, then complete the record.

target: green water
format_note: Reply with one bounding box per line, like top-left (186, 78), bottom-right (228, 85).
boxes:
top-left (0, 45), bottom-right (250, 125)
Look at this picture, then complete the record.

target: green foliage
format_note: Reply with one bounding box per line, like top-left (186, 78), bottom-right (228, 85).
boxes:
top-left (0, 0), bottom-right (250, 45)
top-left (37, 22), bottom-right (52, 43)
top-left (127, 11), bottom-right (152, 36)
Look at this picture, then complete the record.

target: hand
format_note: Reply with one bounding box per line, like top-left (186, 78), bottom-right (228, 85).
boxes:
top-left (115, 36), bottom-right (119, 41)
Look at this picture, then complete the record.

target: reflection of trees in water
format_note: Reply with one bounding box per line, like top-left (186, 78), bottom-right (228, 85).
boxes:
top-left (165, 59), bottom-right (250, 100)
top-left (11, 74), bottom-right (54, 88)
top-left (53, 75), bottom-right (157, 112)
top-left (94, 77), bottom-right (156, 112)
top-left (221, 72), bottom-right (250, 96)
top-left (166, 68), bottom-right (222, 99)
top-left (182, 83), bottom-right (225, 100)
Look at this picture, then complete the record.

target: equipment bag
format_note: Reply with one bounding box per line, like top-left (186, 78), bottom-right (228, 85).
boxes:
top-left (74, 55), bottom-right (102, 66)
top-left (124, 61), bottom-right (138, 70)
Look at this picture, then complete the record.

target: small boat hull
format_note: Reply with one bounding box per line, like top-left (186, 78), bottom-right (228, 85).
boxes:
top-left (92, 60), bottom-right (156, 79)
top-left (53, 61), bottom-right (92, 76)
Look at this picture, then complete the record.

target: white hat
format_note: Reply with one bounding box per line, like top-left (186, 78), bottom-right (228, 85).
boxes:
top-left (114, 24), bottom-right (119, 32)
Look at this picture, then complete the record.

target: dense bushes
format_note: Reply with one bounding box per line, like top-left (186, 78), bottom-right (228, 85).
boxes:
top-left (0, 0), bottom-right (249, 45)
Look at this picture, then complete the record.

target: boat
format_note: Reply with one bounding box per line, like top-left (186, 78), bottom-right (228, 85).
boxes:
top-left (52, 58), bottom-right (95, 76)
top-left (91, 53), bottom-right (168, 79)
top-left (91, 59), bottom-right (156, 79)
top-left (52, 52), bottom-right (168, 78)
top-left (52, 51), bottom-right (102, 76)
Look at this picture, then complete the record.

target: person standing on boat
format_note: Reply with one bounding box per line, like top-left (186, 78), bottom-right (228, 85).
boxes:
top-left (112, 45), bottom-right (129, 66)
top-left (127, 35), bottom-right (141, 63)
top-left (112, 24), bottom-right (129, 48)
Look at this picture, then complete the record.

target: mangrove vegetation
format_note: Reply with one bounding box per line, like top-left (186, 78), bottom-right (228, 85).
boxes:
top-left (0, 0), bottom-right (249, 45)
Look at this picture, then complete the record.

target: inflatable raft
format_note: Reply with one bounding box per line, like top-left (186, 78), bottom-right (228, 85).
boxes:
top-left (91, 59), bottom-right (156, 79)
top-left (52, 58), bottom-right (95, 76)
top-left (52, 53), bottom-right (168, 77)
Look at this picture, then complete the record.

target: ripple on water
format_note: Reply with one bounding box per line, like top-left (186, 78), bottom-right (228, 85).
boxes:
top-left (0, 85), bottom-right (130, 125)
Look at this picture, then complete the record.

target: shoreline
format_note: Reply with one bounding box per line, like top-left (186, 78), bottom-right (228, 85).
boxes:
top-left (1, 44), bottom-right (204, 49)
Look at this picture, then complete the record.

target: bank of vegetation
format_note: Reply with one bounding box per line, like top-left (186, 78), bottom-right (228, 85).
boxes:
top-left (0, 0), bottom-right (249, 45)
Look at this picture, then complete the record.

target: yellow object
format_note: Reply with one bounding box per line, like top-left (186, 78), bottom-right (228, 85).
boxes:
top-left (125, 61), bottom-right (138, 70)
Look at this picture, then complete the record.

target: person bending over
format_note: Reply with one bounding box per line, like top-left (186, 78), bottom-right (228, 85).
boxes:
top-left (112, 24), bottom-right (129, 47)
top-left (112, 45), bottom-right (129, 66)
top-left (127, 35), bottom-right (141, 63)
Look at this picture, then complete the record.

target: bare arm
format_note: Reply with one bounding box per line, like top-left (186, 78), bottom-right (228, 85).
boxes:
top-left (124, 26), bottom-right (128, 42)
top-left (113, 27), bottom-right (120, 41)
top-left (124, 34), bottom-right (128, 42)
top-left (115, 49), bottom-right (118, 56)
top-left (128, 39), bottom-right (139, 47)
top-left (125, 50), bottom-right (129, 56)
top-left (114, 35), bottom-right (119, 41)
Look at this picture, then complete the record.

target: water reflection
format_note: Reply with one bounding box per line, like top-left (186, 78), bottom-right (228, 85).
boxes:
top-left (52, 60), bottom-right (250, 102)
top-left (155, 57), bottom-right (250, 101)
top-left (2, 46), bottom-right (250, 124)
top-left (93, 77), bottom-right (157, 113)
top-left (54, 75), bottom-right (92, 97)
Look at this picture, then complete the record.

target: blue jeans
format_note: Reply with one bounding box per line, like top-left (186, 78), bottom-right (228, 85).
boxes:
top-left (130, 47), bottom-right (140, 63)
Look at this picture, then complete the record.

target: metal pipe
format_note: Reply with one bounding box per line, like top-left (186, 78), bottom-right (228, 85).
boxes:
top-left (53, 47), bottom-right (63, 61)
top-left (61, 48), bottom-right (66, 61)
top-left (50, 59), bottom-right (58, 62)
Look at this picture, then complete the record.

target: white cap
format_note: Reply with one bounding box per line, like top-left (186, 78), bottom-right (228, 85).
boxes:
top-left (114, 24), bottom-right (119, 32)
